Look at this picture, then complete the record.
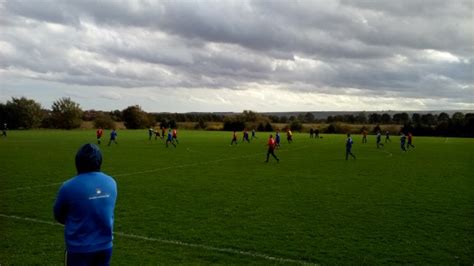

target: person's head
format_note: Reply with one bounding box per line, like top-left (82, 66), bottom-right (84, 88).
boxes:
top-left (269, 134), bottom-right (273, 138)
top-left (347, 133), bottom-right (351, 137)
top-left (75, 144), bottom-right (102, 174)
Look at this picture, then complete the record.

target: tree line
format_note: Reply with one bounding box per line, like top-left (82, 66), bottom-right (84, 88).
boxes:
top-left (0, 97), bottom-right (472, 137)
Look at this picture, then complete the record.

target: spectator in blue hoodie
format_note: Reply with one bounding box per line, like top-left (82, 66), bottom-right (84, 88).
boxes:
top-left (54, 144), bottom-right (117, 266)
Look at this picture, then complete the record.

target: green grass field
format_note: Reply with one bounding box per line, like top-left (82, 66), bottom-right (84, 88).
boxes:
top-left (0, 130), bottom-right (473, 265)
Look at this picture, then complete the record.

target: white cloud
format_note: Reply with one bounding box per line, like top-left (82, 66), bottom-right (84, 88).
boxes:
top-left (99, 90), bottom-right (122, 100)
top-left (0, 0), bottom-right (472, 111)
top-left (422, 49), bottom-right (461, 63)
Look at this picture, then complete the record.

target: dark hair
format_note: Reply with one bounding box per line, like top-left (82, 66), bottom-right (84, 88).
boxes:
top-left (75, 144), bottom-right (102, 174)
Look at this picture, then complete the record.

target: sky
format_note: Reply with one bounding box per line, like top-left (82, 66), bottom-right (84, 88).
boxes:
top-left (0, 0), bottom-right (473, 112)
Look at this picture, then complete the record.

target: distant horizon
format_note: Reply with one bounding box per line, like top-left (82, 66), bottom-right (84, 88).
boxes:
top-left (4, 95), bottom-right (474, 115)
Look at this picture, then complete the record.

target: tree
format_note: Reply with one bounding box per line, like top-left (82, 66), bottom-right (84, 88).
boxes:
top-left (381, 113), bottom-right (392, 124)
top-left (264, 122), bottom-right (274, 132)
top-left (242, 110), bottom-right (257, 122)
top-left (2, 97), bottom-right (43, 129)
top-left (297, 113), bottom-right (305, 122)
top-left (438, 112), bottom-right (450, 123)
top-left (421, 114), bottom-right (435, 126)
top-left (0, 103), bottom-right (5, 126)
top-left (168, 119), bottom-right (177, 129)
top-left (147, 113), bottom-right (156, 127)
top-left (94, 113), bottom-right (115, 129)
top-left (412, 113), bottom-right (421, 124)
top-left (464, 113), bottom-right (474, 136)
top-left (223, 116), bottom-right (246, 131)
top-left (373, 125), bottom-right (381, 133)
top-left (159, 119), bottom-right (168, 129)
top-left (269, 115), bottom-right (280, 123)
top-left (304, 112), bottom-right (315, 123)
top-left (122, 105), bottom-right (149, 129)
top-left (289, 120), bottom-right (303, 131)
top-left (392, 112), bottom-right (410, 124)
top-left (325, 124), bottom-right (336, 133)
top-left (195, 118), bottom-right (207, 130)
top-left (343, 114), bottom-right (356, 124)
top-left (109, 110), bottom-right (122, 121)
top-left (356, 112), bottom-right (367, 124)
top-left (451, 112), bottom-right (465, 126)
top-left (82, 110), bottom-right (99, 121)
top-left (368, 113), bottom-right (382, 124)
top-left (51, 97), bottom-right (83, 129)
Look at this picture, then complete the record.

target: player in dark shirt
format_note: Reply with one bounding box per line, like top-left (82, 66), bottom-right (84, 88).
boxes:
top-left (345, 134), bottom-right (356, 160)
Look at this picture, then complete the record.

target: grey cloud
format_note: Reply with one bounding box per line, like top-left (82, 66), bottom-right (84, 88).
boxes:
top-left (0, 0), bottom-right (472, 108)
top-left (3, 0), bottom-right (80, 25)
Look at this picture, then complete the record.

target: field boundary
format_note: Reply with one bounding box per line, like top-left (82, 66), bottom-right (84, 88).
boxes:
top-left (0, 213), bottom-right (318, 265)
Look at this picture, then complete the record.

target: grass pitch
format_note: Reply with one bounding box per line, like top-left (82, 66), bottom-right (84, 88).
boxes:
top-left (0, 130), bottom-right (473, 265)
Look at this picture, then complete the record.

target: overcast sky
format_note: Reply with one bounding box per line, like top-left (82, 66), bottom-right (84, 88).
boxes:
top-left (1, 0), bottom-right (472, 112)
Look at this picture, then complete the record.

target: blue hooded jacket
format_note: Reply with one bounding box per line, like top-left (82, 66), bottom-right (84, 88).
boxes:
top-left (54, 144), bottom-right (117, 253)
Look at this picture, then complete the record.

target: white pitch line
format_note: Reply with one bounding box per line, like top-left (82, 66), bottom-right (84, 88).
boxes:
top-left (114, 145), bottom-right (309, 178)
top-left (0, 182), bottom-right (63, 192)
top-left (2, 145), bottom-right (310, 192)
top-left (0, 213), bottom-right (317, 265)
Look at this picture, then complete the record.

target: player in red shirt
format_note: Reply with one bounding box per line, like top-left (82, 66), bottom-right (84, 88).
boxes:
top-left (96, 128), bottom-right (103, 145)
top-left (265, 134), bottom-right (279, 163)
top-left (407, 132), bottom-right (415, 149)
top-left (172, 128), bottom-right (179, 144)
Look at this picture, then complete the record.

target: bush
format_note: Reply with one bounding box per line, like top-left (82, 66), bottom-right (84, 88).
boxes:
top-left (194, 119), bottom-right (207, 130)
top-left (382, 125), bottom-right (402, 135)
top-left (334, 123), bottom-right (351, 134)
top-left (325, 124), bottom-right (336, 133)
top-left (223, 116), bottom-right (246, 131)
top-left (94, 113), bottom-right (116, 129)
top-left (264, 122), bottom-right (274, 132)
top-left (289, 120), bottom-right (303, 131)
